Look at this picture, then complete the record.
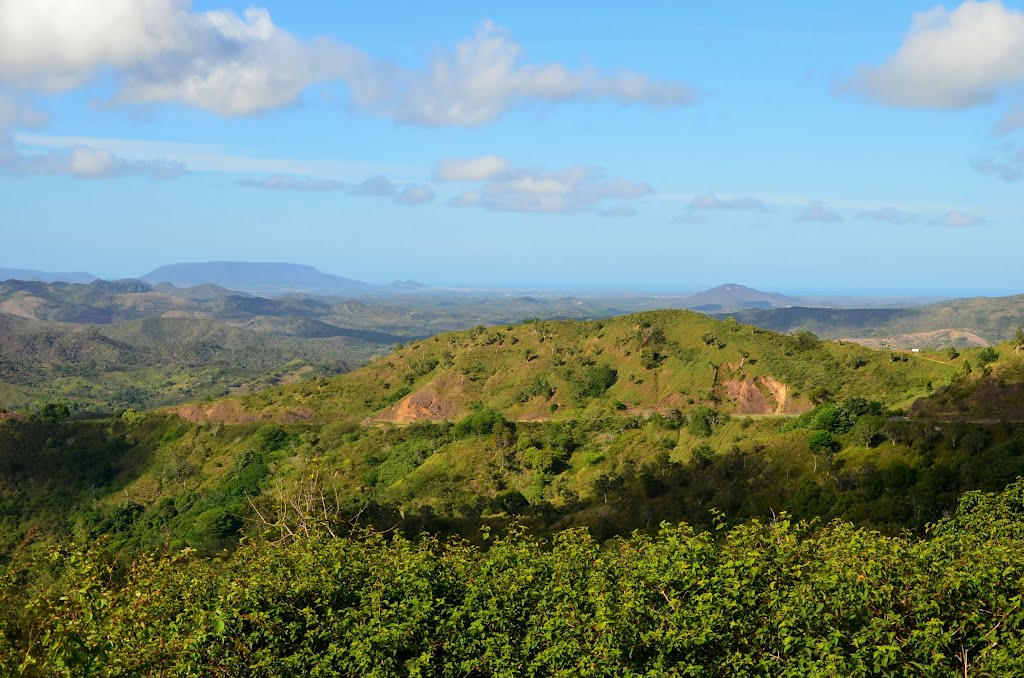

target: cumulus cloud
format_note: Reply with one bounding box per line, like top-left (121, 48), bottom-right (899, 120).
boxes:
top-left (0, 1), bottom-right (351, 116)
top-left (243, 175), bottom-right (344, 191)
top-left (688, 193), bottom-right (763, 210)
top-left (935, 210), bottom-right (987, 227)
top-left (795, 200), bottom-right (841, 222)
top-left (448, 163), bottom-right (650, 214)
top-left (855, 206), bottom-right (913, 222)
top-left (434, 155), bottom-right (509, 182)
top-left (395, 184), bottom-right (434, 205)
top-left (843, 1), bottom-right (1024, 109)
top-left (346, 20), bottom-right (696, 126)
top-left (0, 6), bottom-right (695, 124)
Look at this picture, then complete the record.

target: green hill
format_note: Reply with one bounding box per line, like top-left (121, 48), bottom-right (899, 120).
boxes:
top-left (0, 314), bottom-right (384, 411)
top-left (6, 309), bottom-right (1024, 570)
top-left (186, 309), bottom-right (954, 425)
top-left (718, 294), bottom-right (1024, 347)
top-left (3, 310), bottom-right (996, 554)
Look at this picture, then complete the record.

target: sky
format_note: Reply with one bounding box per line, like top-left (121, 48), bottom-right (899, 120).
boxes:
top-left (1, 1), bottom-right (1023, 295)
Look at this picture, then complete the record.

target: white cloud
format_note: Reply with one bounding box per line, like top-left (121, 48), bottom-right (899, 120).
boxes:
top-left (935, 210), bottom-right (987, 227)
top-left (795, 200), bottom-right (841, 222)
top-left (0, 1), bottom-right (350, 116)
top-left (243, 175), bottom-right (344, 191)
top-left (844, 1), bottom-right (1024, 109)
top-left (346, 20), bottom-right (697, 126)
top-left (448, 163), bottom-right (650, 213)
top-left (14, 132), bottom-right (415, 178)
top-left (434, 155), bottom-right (509, 182)
top-left (0, 6), bottom-right (695, 124)
top-left (396, 184), bottom-right (434, 205)
top-left (1, 94), bottom-right (179, 178)
top-left (688, 193), bottom-right (763, 210)
top-left (0, 143), bottom-right (184, 178)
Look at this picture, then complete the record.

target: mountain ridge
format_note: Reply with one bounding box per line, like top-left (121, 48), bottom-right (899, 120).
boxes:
top-left (140, 261), bottom-right (370, 295)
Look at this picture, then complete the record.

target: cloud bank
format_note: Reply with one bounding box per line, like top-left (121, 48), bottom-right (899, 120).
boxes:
top-left (0, 4), bottom-right (696, 124)
top-left (439, 156), bottom-right (650, 213)
top-left (348, 20), bottom-right (696, 126)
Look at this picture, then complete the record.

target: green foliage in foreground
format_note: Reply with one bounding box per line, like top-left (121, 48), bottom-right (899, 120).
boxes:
top-left (5, 481), bottom-right (1024, 676)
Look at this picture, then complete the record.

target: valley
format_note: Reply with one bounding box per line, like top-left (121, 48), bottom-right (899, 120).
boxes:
top-left (3, 274), bottom-right (1024, 673)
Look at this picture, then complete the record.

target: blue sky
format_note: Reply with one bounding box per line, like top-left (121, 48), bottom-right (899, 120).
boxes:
top-left (1, 1), bottom-right (1023, 294)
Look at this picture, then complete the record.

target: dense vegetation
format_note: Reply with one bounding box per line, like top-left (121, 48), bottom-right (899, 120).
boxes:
top-left (207, 310), bottom-right (958, 425)
top-left (0, 279), bottom-right (630, 411)
top-left (4, 480), bottom-right (1024, 675)
top-left (3, 307), bottom-right (1024, 673)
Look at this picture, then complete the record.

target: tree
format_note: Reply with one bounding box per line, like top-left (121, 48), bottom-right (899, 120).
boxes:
top-left (808, 430), bottom-right (836, 454)
top-left (977, 347), bottom-right (999, 366)
top-left (687, 405), bottom-right (717, 438)
top-left (565, 364), bottom-right (617, 400)
top-left (39, 401), bottom-right (70, 420)
top-left (792, 331), bottom-right (821, 351)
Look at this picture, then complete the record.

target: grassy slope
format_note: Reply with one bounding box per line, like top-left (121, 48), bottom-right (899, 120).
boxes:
top-left (0, 314), bottom-right (385, 411)
top-left (206, 310), bottom-right (955, 424)
top-left (10, 311), bottom-right (1024, 560)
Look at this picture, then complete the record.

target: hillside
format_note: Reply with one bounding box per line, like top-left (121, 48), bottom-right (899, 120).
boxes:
top-left (3, 310), bottom-right (1024, 585)
top-left (182, 310), bottom-right (954, 426)
top-left (0, 280), bottom-right (642, 411)
top-left (0, 313), bottom-right (388, 411)
top-left (718, 293), bottom-right (1024, 347)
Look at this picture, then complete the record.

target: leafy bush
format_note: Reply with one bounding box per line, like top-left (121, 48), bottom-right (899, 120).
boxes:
top-left (454, 408), bottom-right (509, 437)
top-left (564, 364), bottom-right (617, 400)
top-left (978, 347), bottom-right (1000, 366)
top-left (808, 430), bottom-right (836, 454)
top-left (11, 481), bottom-right (1024, 675)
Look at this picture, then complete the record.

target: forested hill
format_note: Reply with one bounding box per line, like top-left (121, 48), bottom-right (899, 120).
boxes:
top-left (2, 308), bottom-right (1003, 556)
top-left (182, 309), bottom-right (955, 425)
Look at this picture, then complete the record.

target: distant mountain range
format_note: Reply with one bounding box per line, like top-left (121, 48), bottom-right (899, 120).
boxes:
top-left (140, 261), bottom-right (372, 295)
top-left (0, 267), bottom-right (96, 284)
top-left (716, 294), bottom-right (1024, 347)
